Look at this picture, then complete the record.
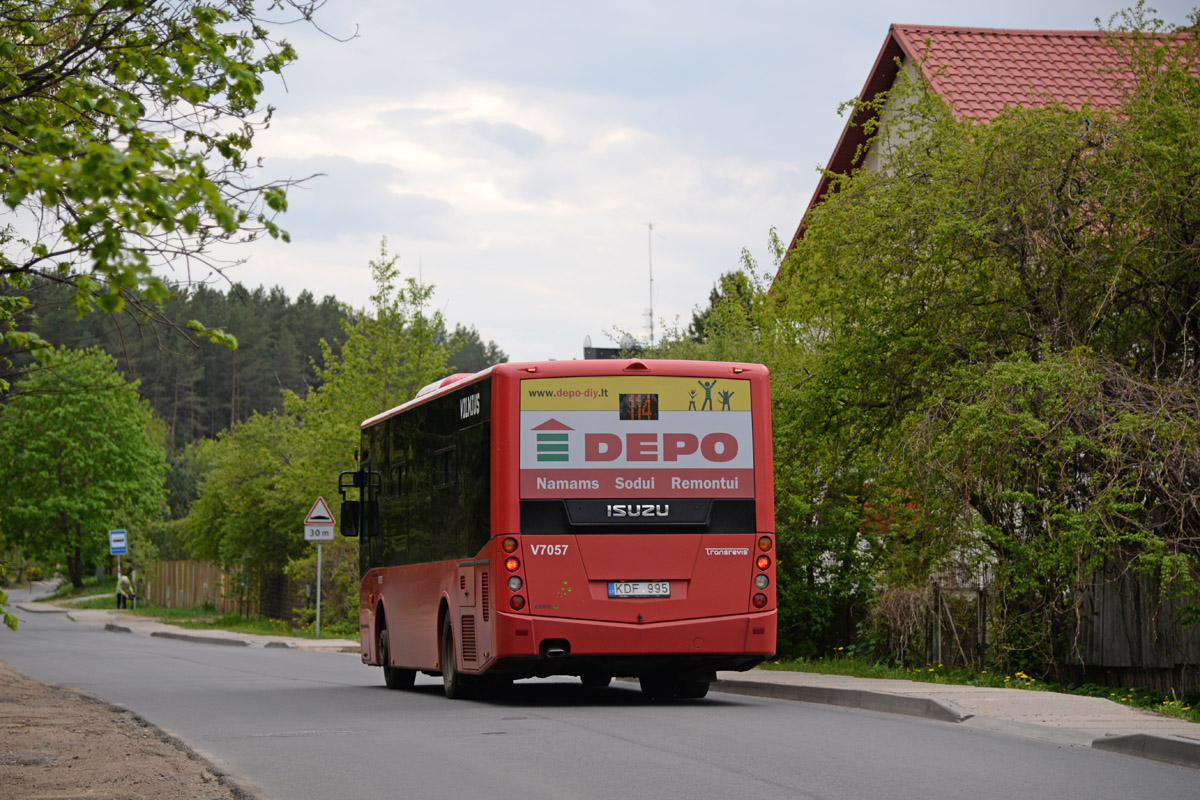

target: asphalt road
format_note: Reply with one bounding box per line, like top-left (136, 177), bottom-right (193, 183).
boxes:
top-left (3, 610), bottom-right (1197, 800)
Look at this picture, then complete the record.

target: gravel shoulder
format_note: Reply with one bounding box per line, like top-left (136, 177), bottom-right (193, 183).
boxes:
top-left (0, 659), bottom-right (249, 800)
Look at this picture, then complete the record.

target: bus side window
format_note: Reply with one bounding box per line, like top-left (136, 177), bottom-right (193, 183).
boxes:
top-left (363, 500), bottom-right (380, 538)
top-left (433, 446), bottom-right (455, 490)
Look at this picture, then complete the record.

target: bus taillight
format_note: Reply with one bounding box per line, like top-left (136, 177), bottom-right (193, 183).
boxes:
top-left (504, 556), bottom-right (520, 572)
top-left (502, 537), bottom-right (519, 554)
top-left (510, 595), bottom-right (526, 610)
top-left (507, 576), bottom-right (523, 591)
top-left (753, 536), bottom-right (773, 609)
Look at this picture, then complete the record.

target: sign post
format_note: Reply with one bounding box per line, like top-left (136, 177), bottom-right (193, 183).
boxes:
top-left (109, 532), bottom-right (130, 614)
top-left (109, 530), bottom-right (127, 605)
top-left (304, 497), bottom-right (335, 639)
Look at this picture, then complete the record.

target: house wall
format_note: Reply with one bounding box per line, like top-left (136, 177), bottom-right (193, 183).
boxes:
top-left (861, 59), bottom-right (926, 174)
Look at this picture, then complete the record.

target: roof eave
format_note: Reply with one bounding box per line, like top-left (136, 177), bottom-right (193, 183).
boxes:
top-left (785, 25), bottom-right (910, 255)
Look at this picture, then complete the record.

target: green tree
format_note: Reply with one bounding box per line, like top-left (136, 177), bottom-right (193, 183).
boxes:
top-left (1, 565), bottom-right (16, 630)
top-left (688, 270), bottom-right (755, 344)
top-left (0, 0), bottom-right (322, 390)
top-left (184, 412), bottom-right (302, 616)
top-left (186, 241), bottom-right (456, 624)
top-left (446, 323), bottom-right (507, 374)
top-left (768, 8), bottom-right (1200, 669)
top-left (278, 242), bottom-right (455, 629)
top-left (0, 347), bottom-right (167, 587)
top-left (654, 7), bottom-right (1200, 669)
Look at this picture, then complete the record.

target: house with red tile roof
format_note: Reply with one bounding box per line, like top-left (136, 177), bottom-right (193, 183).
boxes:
top-left (787, 25), bottom-right (1139, 253)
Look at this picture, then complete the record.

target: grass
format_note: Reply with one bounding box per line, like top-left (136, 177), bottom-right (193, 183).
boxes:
top-left (38, 575), bottom-right (116, 601)
top-left (61, 591), bottom-right (357, 639)
top-left (763, 654), bottom-right (1200, 724)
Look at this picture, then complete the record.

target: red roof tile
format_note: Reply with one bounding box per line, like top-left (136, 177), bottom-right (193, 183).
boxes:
top-left (786, 24), bottom-right (1148, 252)
top-left (893, 26), bottom-right (1126, 121)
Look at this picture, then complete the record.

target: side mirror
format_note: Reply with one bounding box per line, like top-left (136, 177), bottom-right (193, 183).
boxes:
top-left (340, 500), bottom-right (360, 537)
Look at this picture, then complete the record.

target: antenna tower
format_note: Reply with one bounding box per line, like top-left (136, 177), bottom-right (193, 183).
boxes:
top-left (647, 222), bottom-right (655, 347)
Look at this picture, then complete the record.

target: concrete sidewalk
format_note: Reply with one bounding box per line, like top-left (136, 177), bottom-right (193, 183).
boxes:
top-left (713, 669), bottom-right (1200, 768)
top-left (22, 599), bottom-right (1200, 769)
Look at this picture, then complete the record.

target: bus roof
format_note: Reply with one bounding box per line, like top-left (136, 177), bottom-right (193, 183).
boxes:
top-left (360, 359), bottom-right (768, 429)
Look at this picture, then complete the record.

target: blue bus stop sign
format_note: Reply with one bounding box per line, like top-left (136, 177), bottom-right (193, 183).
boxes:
top-left (109, 530), bottom-right (127, 556)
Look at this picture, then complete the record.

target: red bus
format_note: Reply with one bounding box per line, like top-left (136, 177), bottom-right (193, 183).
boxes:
top-left (338, 358), bottom-right (776, 699)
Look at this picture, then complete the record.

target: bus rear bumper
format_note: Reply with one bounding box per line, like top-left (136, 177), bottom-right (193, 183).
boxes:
top-left (487, 610), bottom-right (776, 678)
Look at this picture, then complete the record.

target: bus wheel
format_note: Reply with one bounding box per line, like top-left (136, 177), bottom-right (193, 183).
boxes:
top-left (638, 673), bottom-right (674, 699)
top-left (440, 615), bottom-right (467, 699)
top-left (581, 673), bottom-right (612, 690)
top-left (379, 628), bottom-right (415, 690)
top-left (675, 677), bottom-right (710, 699)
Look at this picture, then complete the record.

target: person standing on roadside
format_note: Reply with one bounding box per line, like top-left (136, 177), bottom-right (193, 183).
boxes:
top-left (117, 572), bottom-right (133, 609)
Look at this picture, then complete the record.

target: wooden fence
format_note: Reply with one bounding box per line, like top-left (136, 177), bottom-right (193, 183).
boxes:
top-left (142, 560), bottom-right (258, 615)
top-left (1074, 564), bottom-right (1200, 693)
top-left (919, 570), bottom-right (1200, 693)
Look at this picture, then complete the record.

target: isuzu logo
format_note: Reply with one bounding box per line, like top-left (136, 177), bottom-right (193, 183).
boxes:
top-left (606, 503), bottom-right (671, 518)
top-left (565, 499), bottom-right (711, 526)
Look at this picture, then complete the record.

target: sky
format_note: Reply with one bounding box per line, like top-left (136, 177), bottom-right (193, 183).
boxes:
top-left (208, 0), bottom-right (1197, 363)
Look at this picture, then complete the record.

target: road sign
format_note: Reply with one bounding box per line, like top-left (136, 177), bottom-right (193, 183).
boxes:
top-left (109, 530), bottom-right (127, 556)
top-left (304, 496), bottom-right (335, 541)
top-left (302, 497), bottom-right (338, 639)
top-left (304, 524), bottom-right (335, 541)
top-left (304, 496), bottom-right (335, 525)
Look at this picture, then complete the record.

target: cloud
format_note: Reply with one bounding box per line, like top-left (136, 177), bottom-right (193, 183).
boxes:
top-left (468, 121), bottom-right (547, 158)
top-left (259, 156), bottom-right (453, 241)
top-left (230, 0), bottom-right (1183, 363)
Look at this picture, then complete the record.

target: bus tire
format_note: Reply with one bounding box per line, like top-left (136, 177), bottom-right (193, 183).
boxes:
top-left (675, 677), bottom-right (710, 699)
top-left (441, 615), bottom-right (469, 699)
top-left (639, 673), bottom-right (674, 699)
top-left (379, 628), bottom-right (415, 690)
top-left (581, 673), bottom-right (612, 690)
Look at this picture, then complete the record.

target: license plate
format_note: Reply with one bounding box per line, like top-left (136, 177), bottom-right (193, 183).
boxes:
top-left (607, 580), bottom-right (671, 598)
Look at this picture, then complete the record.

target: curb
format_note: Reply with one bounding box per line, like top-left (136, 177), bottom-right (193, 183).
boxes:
top-left (91, 617), bottom-right (357, 652)
top-left (13, 602), bottom-right (69, 614)
top-left (1092, 733), bottom-right (1200, 769)
top-left (149, 631), bottom-right (250, 647)
top-left (712, 678), bottom-right (973, 723)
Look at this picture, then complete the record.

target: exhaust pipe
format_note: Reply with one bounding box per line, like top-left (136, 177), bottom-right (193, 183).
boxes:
top-left (541, 639), bottom-right (570, 659)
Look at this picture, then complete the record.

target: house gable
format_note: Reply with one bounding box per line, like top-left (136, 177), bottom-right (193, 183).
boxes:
top-left (787, 25), bottom-right (1132, 253)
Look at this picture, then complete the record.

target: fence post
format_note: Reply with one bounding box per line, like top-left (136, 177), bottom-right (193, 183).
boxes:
top-left (932, 586), bottom-right (942, 665)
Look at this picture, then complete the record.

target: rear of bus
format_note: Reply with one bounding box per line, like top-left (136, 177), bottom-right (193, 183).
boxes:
top-left (488, 359), bottom-right (775, 698)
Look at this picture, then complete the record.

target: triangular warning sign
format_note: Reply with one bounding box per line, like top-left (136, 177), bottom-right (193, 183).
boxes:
top-left (304, 496), bottom-right (336, 525)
